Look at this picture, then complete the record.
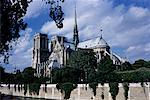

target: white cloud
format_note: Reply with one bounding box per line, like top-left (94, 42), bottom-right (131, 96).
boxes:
top-left (14, 33), bottom-right (31, 53)
top-left (144, 43), bottom-right (150, 52)
top-left (128, 7), bottom-right (149, 18)
top-left (2, 0), bottom-right (149, 72)
top-left (40, 0), bottom-right (150, 62)
top-left (40, 0), bottom-right (114, 37)
top-left (4, 28), bottom-right (33, 72)
top-left (24, 0), bottom-right (48, 19)
top-left (126, 43), bottom-right (150, 62)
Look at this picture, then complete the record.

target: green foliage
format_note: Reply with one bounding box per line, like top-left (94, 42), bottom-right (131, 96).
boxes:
top-left (56, 82), bottom-right (77, 99)
top-left (68, 49), bottom-right (97, 69)
top-left (120, 62), bottom-right (133, 71)
top-left (107, 72), bottom-right (121, 82)
top-left (88, 71), bottom-right (97, 83)
top-left (53, 67), bottom-right (81, 83)
top-left (1, 52), bottom-right (150, 100)
top-left (1, 0), bottom-right (65, 63)
top-left (109, 82), bottom-right (119, 100)
top-left (44, 83), bottom-right (47, 93)
top-left (29, 83), bottom-right (41, 95)
top-left (1, 0), bottom-right (32, 62)
top-left (118, 67), bottom-right (150, 82)
top-left (22, 67), bottom-right (35, 83)
top-left (24, 84), bottom-right (28, 95)
top-left (0, 66), bottom-right (5, 82)
top-left (97, 56), bottom-right (115, 83)
top-left (24, 82), bottom-right (41, 96)
top-left (4, 73), bottom-right (15, 84)
top-left (14, 84), bottom-right (16, 92)
top-left (132, 59), bottom-right (150, 69)
top-left (14, 70), bottom-right (23, 84)
top-left (28, 76), bottom-right (42, 95)
top-left (18, 84), bottom-right (21, 92)
top-left (89, 82), bottom-right (98, 96)
top-left (68, 49), bottom-right (97, 83)
top-left (123, 82), bottom-right (129, 100)
top-left (0, 67), bottom-right (17, 84)
top-left (147, 61), bottom-right (150, 68)
top-left (43, 0), bottom-right (64, 28)
top-left (97, 56), bottom-right (114, 73)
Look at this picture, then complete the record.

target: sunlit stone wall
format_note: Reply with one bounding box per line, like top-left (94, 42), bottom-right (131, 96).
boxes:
top-left (0, 83), bottom-right (150, 100)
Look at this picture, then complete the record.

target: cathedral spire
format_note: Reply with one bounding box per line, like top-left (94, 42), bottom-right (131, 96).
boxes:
top-left (100, 28), bottom-right (103, 39)
top-left (73, 4), bottom-right (79, 50)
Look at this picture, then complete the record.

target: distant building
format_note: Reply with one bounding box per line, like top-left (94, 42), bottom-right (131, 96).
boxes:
top-left (32, 7), bottom-right (126, 77)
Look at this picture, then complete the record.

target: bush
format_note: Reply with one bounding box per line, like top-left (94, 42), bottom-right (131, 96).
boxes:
top-left (123, 82), bottom-right (129, 100)
top-left (29, 83), bottom-right (41, 95)
top-left (56, 82), bottom-right (77, 99)
top-left (24, 84), bottom-right (27, 95)
top-left (117, 67), bottom-right (150, 82)
top-left (109, 82), bottom-right (119, 100)
top-left (89, 82), bottom-right (98, 96)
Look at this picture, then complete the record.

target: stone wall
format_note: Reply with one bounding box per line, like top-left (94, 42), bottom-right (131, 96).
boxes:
top-left (0, 83), bottom-right (150, 100)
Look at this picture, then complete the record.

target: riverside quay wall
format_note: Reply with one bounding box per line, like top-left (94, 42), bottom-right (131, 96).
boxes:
top-left (0, 83), bottom-right (150, 100)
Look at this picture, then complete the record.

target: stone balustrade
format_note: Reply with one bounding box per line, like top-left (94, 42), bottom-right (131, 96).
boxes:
top-left (0, 83), bottom-right (150, 100)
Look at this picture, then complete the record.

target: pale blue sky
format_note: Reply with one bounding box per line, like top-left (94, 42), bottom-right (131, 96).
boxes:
top-left (1, 0), bottom-right (150, 72)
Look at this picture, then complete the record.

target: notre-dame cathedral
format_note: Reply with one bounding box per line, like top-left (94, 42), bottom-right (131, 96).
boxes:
top-left (32, 8), bottom-right (126, 78)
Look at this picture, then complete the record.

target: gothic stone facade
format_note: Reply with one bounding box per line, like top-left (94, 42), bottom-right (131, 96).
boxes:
top-left (32, 33), bottom-right (126, 77)
top-left (32, 33), bottom-right (75, 77)
top-left (32, 7), bottom-right (126, 77)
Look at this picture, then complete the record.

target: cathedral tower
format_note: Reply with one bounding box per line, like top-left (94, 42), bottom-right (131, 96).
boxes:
top-left (32, 33), bottom-right (49, 69)
top-left (73, 5), bottom-right (79, 50)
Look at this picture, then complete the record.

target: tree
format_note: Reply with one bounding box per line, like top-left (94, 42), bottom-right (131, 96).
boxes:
top-left (14, 69), bottom-right (23, 84)
top-left (97, 55), bottom-right (115, 82)
top-left (146, 61), bottom-right (150, 68)
top-left (1, 0), bottom-right (32, 62)
top-left (0, 0), bottom-right (65, 62)
top-left (44, 0), bottom-right (65, 28)
top-left (29, 77), bottom-right (41, 95)
top-left (89, 82), bottom-right (98, 96)
top-left (123, 82), bottom-right (129, 100)
top-left (97, 56), bottom-right (115, 73)
top-left (56, 82), bottom-right (77, 99)
top-left (53, 67), bottom-right (81, 83)
top-left (68, 49), bottom-right (97, 83)
top-left (132, 59), bottom-right (148, 69)
top-left (118, 67), bottom-right (150, 82)
top-left (120, 61), bottom-right (133, 71)
top-left (22, 67), bottom-right (35, 83)
top-left (0, 66), bottom-right (5, 82)
top-left (4, 73), bottom-right (15, 84)
top-left (109, 82), bottom-right (119, 100)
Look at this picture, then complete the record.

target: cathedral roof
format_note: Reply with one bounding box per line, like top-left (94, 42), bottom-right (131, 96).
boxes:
top-left (78, 35), bottom-right (109, 49)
